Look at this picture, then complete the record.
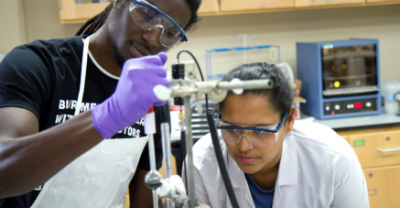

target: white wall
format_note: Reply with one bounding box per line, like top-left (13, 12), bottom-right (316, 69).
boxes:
top-left (0, 0), bottom-right (27, 55)
top-left (23, 0), bottom-right (81, 42)
top-left (1, 1), bottom-right (399, 82)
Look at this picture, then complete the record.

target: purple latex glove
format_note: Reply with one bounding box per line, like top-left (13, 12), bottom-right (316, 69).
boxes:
top-left (92, 52), bottom-right (169, 138)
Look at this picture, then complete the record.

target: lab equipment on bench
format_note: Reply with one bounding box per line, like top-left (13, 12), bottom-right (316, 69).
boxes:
top-left (296, 38), bottom-right (381, 119)
top-left (381, 81), bottom-right (400, 115)
top-left (147, 50), bottom-right (274, 208)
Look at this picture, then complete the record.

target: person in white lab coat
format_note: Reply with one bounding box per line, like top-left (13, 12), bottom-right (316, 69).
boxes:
top-left (188, 62), bottom-right (369, 208)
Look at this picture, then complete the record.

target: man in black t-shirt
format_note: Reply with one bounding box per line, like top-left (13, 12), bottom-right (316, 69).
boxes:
top-left (0, 0), bottom-right (201, 207)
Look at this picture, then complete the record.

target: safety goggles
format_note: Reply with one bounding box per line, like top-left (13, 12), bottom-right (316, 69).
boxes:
top-left (216, 112), bottom-right (288, 147)
top-left (130, 0), bottom-right (188, 48)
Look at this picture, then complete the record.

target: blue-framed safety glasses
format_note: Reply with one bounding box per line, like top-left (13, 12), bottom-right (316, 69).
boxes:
top-left (130, 0), bottom-right (188, 48)
top-left (216, 111), bottom-right (288, 146)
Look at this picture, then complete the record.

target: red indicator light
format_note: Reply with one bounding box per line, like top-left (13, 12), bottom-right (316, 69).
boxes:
top-left (354, 103), bottom-right (363, 109)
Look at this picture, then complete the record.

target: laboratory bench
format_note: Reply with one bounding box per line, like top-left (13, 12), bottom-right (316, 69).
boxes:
top-left (301, 112), bottom-right (400, 131)
top-left (302, 112), bottom-right (400, 208)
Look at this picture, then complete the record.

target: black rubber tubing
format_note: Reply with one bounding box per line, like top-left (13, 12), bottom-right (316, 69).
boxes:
top-left (206, 110), bottom-right (240, 208)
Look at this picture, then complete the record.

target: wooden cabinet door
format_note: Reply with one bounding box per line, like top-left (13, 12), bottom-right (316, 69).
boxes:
top-left (220, 0), bottom-right (294, 12)
top-left (349, 130), bottom-right (400, 168)
top-left (198, 0), bottom-right (219, 14)
top-left (264, 0), bottom-right (295, 9)
top-left (295, 0), bottom-right (364, 7)
top-left (364, 165), bottom-right (400, 208)
top-left (60, 0), bottom-right (109, 24)
top-left (367, 0), bottom-right (400, 2)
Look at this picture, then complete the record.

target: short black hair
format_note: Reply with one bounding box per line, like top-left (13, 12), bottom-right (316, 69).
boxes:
top-left (220, 62), bottom-right (294, 119)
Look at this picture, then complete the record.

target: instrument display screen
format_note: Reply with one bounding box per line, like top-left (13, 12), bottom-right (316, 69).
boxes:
top-left (322, 44), bottom-right (378, 97)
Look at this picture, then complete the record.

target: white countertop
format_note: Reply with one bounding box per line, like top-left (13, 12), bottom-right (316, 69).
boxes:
top-left (299, 112), bottom-right (400, 130)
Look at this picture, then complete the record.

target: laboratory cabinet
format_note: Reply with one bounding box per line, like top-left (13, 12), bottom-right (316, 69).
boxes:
top-left (295, 0), bottom-right (364, 7)
top-left (59, 0), bottom-right (219, 24)
top-left (59, 0), bottom-right (400, 23)
top-left (364, 165), bottom-right (400, 208)
top-left (338, 126), bottom-right (400, 207)
top-left (367, 0), bottom-right (400, 3)
top-left (197, 0), bottom-right (219, 14)
top-left (59, 0), bottom-right (109, 24)
top-left (220, 0), bottom-right (294, 12)
top-left (348, 128), bottom-right (400, 168)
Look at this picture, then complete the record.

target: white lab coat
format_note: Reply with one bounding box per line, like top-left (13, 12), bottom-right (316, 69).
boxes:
top-left (189, 120), bottom-right (369, 208)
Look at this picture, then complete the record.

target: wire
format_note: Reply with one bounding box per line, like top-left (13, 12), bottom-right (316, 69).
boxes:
top-left (176, 50), bottom-right (209, 110)
top-left (206, 111), bottom-right (240, 208)
top-left (176, 50), bottom-right (240, 208)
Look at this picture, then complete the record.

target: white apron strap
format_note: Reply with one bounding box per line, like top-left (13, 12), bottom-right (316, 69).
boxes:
top-left (74, 36), bottom-right (90, 116)
top-left (31, 36), bottom-right (91, 208)
top-left (32, 36), bottom-right (149, 208)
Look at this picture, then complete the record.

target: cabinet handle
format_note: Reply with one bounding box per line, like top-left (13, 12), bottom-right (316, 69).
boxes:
top-left (378, 147), bottom-right (400, 152)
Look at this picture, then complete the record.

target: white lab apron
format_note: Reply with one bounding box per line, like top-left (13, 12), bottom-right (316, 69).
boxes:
top-left (31, 36), bottom-right (149, 208)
